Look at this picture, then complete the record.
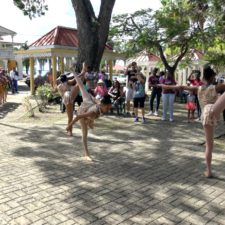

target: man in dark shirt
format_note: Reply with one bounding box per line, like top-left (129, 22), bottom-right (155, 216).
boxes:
top-left (147, 68), bottom-right (161, 116)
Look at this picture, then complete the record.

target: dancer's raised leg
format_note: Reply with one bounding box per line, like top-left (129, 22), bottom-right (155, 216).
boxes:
top-left (203, 124), bottom-right (214, 178)
top-left (70, 63), bottom-right (90, 101)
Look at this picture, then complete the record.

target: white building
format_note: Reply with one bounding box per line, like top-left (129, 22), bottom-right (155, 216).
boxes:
top-left (0, 25), bottom-right (23, 77)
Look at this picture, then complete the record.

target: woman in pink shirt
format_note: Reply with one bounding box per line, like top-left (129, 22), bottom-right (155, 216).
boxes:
top-left (160, 72), bottom-right (177, 122)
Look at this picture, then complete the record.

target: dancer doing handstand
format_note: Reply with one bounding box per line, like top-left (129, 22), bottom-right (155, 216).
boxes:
top-left (67, 63), bottom-right (112, 160)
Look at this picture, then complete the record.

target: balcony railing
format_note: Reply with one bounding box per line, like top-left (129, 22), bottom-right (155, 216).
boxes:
top-left (0, 47), bottom-right (15, 59)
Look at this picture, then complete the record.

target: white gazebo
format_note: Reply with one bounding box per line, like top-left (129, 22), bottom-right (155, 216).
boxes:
top-left (15, 26), bottom-right (123, 95)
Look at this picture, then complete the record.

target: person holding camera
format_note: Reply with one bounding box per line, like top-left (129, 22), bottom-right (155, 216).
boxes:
top-left (125, 61), bottom-right (138, 116)
top-left (147, 68), bottom-right (161, 116)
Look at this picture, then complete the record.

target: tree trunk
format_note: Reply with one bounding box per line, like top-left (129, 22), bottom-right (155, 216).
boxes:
top-left (71, 0), bottom-right (116, 72)
top-left (157, 42), bottom-right (188, 78)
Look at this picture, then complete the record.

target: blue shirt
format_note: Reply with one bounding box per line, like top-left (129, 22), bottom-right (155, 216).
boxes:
top-left (134, 81), bottom-right (145, 98)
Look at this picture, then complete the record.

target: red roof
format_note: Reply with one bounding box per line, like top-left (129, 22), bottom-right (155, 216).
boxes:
top-left (193, 49), bottom-right (204, 60)
top-left (147, 53), bottom-right (160, 61)
top-left (29, 26), bottom-right (112, 50)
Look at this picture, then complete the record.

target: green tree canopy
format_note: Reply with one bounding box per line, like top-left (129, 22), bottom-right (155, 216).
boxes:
top-left (110, 0), bottom-right (225, 76)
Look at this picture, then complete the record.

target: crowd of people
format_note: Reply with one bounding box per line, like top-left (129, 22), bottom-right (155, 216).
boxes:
top-left (2, 62), bottom-right (225, 178)
top-left (56, 61), bottom-right (225, 179)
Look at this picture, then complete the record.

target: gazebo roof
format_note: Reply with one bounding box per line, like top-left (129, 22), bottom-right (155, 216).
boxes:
top-left (29, 26), bottom-right (113, 50)
top-left (127, 50), bottom-right (160, 64)
top-left (30, 26), bottom-right (79, 48)
top-left (15, 26), bottom-right (117, 59)
top-left (191, 49), bottom-right (204, 60)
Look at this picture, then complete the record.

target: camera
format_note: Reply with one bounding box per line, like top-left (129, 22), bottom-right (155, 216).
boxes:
top-left (57, 72), bottom-right (73, 83)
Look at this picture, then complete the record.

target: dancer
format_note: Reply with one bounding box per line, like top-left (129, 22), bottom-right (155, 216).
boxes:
top-left (159, 66), bottom-right (225, 178)
top-left (57, 73), bottom-right (80, 136)
top-left (67, 63), bottom-right (112, 160)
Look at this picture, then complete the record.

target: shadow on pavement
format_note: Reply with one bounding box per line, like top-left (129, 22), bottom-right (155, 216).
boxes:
top-left (9, 114), bottom-right (225, 224)
top-left (0, 102), bottom-right (21, 119)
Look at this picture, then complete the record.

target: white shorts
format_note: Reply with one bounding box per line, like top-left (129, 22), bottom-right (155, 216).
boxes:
top-left (125, 88), bottom-right (134, 101)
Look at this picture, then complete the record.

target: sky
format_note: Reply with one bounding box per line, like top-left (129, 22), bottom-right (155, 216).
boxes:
top-left (0, 0), bottom-right (161, 44)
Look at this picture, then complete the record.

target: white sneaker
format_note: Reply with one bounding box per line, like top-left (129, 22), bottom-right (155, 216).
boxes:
top-left (154, 111), bottom-right (158, 116)
top-left (169, 118), bottom-right (173, 122)
top-left (147, 111), bottom-right (153, 116)
top-left (161, 117), bottom-right (166, 121)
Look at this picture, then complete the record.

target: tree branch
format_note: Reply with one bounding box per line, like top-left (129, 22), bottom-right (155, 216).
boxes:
top-left (128, 17), bottom-right (143, 34)
top-left (157, 43), bottom-right (170, 69)
top-left (173, 43), bottom-right (189, 69)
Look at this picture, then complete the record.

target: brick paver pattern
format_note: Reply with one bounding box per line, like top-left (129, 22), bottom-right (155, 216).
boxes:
top-left (0, 82), bottom-right (225, 225)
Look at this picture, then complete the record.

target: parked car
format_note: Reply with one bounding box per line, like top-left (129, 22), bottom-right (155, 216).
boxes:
top-left (25, 74), bottom-right (47, 89)
top-left (112, 74), bottom-right (126, 85)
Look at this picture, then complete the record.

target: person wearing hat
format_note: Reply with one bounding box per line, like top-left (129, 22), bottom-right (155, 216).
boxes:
top-left (94, 79), bottom-right (108, 100)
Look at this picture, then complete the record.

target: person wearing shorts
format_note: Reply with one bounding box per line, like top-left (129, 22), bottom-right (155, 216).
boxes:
top-left (133, 73), bottom-right (146, 123)
top-left (125, 61), bottom-right (138, 115)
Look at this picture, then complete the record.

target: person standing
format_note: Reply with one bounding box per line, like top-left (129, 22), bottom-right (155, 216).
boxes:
top-left (185, 90), bottom-right (197, 123)
top-left (133, 72), bottom-right (146, 123)
top-left (160, 72), bottom-right (177, 122)
top-left (147, 68), bottom-right (162, 116)
top-left (125, 61), bottom-right (138, 115)
top-left (9, 67), bottom-right (19, 94)
top-left (188, 70), bottom-right (203, 120)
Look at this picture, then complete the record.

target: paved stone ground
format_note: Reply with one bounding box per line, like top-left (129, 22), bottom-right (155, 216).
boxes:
top-left (0, 81), bottom-right (225, 225)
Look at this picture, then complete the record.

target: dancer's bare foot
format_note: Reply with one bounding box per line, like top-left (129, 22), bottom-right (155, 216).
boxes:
top-left (66, 126), bottom-right (73, 136)
top-left (67, 130), bottom-right (73, 136)
top-left (204, 171), bottom-right (213, 178)
top-left (84, 155), bottom-right (93, 161)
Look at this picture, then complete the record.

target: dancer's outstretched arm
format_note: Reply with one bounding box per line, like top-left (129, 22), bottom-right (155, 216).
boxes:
top-left (181, 85), bottom-right (198, 92)
top-left (158, 84), bottom-right (182, 90)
